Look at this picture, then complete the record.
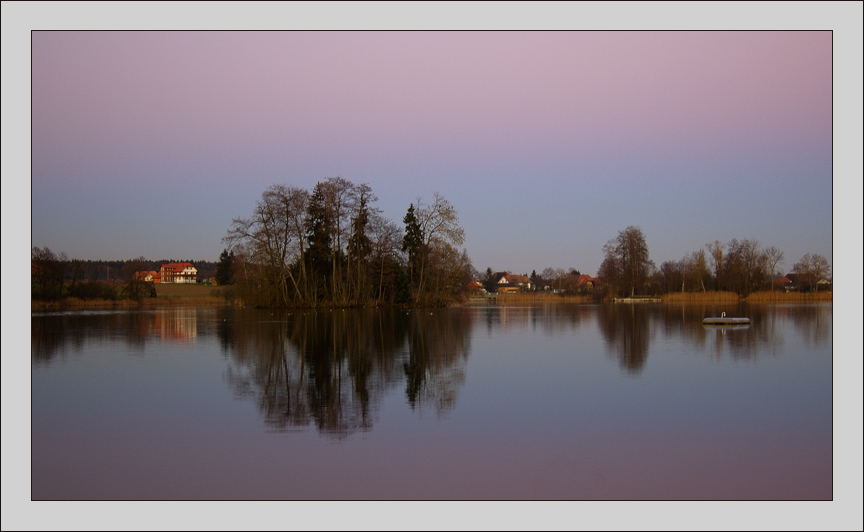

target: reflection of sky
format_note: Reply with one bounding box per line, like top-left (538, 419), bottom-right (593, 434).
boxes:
top-left (31, 305), bottom-right (832, 501)
top-left (26, 30), bottom-right (837, 277)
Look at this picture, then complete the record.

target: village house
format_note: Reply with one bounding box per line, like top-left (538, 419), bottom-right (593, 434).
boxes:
top-left (569, 274), bottom-right (598, 292)
top-left (494, 272), bottom-right (532, 293)
top-left (132, 270), bottom-right (159, 283)
top-left (159, 262), bottom-right (198, 284)
top-left (774, 275), bottom-right (793, 292)
top-left (465, 280), bottom-right (486, 293)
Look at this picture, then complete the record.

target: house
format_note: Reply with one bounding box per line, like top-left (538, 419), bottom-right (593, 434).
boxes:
top-left (494, 272), bottom-right (532, 293)
top-left (133, 270), bottom-right (158, 282)
top-left (774, 275), bottom-right (793, 291)
top-left (159, 262), bottom-right (198, 284)
top-left (570, 274), bottom-right (597, 291)
top-left (779, 273), bottom-right (831, 292)
top-left (465, 280), bottom-right (486, 293)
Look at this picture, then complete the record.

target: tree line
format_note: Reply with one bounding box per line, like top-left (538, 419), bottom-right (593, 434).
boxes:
top-left (33, 217), bottom-right (830, 304)
top-left (220, 177), bottom-right (473, 308)
top-left (30, 248), bottom-right (216, 301)
top-left (597, 226), bottom-right (831, 298)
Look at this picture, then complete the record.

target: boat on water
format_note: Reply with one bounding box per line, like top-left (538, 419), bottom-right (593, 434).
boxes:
top-left (702, 311), bottom-right (751, 325)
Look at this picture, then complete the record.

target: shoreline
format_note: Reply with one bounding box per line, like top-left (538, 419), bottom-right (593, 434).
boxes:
top-left (31, 290), bottom-right (832, 312)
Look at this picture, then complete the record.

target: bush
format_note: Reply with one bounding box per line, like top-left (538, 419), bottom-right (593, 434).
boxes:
top-left (67, 281), bottom-right (121, 301)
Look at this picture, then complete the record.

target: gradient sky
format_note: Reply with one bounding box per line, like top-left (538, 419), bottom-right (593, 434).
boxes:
top-left (25, 30), bottom-right (837, 276)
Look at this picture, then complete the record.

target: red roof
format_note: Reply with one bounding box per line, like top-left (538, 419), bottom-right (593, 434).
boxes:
top-left (575, 274), bottom-right (595, 287)
top-left (161, 262), bottom-right (195, 273)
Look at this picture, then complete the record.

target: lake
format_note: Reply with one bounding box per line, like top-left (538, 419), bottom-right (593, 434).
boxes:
top-left (30, 302), bottom-right (832, 501)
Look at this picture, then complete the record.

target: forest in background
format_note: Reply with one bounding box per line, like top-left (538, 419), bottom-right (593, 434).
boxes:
top-left (32, 189), bottom-right (831, 307)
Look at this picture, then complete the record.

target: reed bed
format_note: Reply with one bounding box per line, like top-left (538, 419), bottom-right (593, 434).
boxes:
top-left (744, 291), bottom-right (832, 303)
top-left (661, 291), bottom-right (741, 304)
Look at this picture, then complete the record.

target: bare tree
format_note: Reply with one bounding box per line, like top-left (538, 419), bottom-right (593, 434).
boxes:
top-left (412, 193), bottom-right (465, 304)
top-left (660, 260), bottom-right (683, 294)
top-left (793, 253), bottom-right (831, 292)
top-left (678, 249), bottom-right (709, 292)
top-left (224, 184), bottom-right (310, 306)
top-left (722, 238), bottom-right (764, 295)
top-left (689, 249), bottom-right (709, 292)
top-left (369, 213), bottom-right (404, 303)
top-left (762, 246), bottom-right (784, 291)
top-left (601, 226), bottom-right (652, 297)
top-left (32, 246), bottom-right (66, 300)
top-left (705, 240), bottom-right (725, 290)
top-left (318, 176), bottom-right (358, 303)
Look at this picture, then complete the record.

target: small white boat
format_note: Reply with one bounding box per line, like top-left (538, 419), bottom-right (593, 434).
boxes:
top-left (702, 311), bottom-right (751, 325)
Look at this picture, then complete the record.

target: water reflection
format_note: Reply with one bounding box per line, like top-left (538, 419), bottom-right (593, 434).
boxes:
top-left (32, 303), bottom-right (832, 436)
top-left (31, 308), bottom-right (207, 363)
top-left (219, 308), bottom-right (472, 438)
top-left (30, 303), bottom-right (833, 500)
top-left (597, 304), bottom-right (652, 373)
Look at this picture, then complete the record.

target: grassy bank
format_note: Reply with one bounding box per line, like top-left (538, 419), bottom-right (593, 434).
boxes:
top-left (32, 283), bottom-right (230, 311)
top-left (464, 292), bottom-right (595, 305)
top-left (154, 283), bottom-right (224, 298)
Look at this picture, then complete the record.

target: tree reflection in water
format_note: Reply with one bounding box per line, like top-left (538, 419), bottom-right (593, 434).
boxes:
top-left (31, 303), bottom-right (832, 437)
top-left (220, 308), bottom-right (472, 438)
top-left (597, 304), bottom-right (652, 374)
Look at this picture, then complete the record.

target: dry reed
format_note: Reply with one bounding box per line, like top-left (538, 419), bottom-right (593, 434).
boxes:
top-left (661, 291), bottom-right (740, 304)
top-left (744, 291), bottom-right (832, 303)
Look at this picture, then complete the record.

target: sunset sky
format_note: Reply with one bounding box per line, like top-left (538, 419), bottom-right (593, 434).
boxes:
top-left (25, 27), bottom-right (842, 277)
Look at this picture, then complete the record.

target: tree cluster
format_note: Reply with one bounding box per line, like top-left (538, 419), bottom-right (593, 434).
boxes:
top-left (223, 177), bottom-right (472, 308)
top-left (598, 226), bottom-right (655, 297)
top-left (30, 248), bottom-right (176, 301)
top-left (595, 227), bottom-right (831, 297)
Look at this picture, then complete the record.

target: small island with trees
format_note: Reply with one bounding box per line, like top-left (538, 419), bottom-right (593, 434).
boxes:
top-left (32, 178), bottom-right (831, 310)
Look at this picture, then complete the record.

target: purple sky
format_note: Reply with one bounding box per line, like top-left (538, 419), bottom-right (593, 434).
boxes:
top-left (27, 30), bottom-right (835, 276)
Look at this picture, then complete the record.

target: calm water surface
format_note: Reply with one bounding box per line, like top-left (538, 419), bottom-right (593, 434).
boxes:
top-left (31, 303), bottom-right (832, 500)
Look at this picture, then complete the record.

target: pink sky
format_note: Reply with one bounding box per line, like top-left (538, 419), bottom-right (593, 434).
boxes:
top-left (29, 30), bottom-right (835, 276)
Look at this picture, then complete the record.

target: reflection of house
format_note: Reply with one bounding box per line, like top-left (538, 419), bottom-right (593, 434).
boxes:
top-left (494, 272), bottom-right (532, 293)
top-left (153, 308), bottom-right (197, 341)
top-left (159, 262), bottom-right (198, 284)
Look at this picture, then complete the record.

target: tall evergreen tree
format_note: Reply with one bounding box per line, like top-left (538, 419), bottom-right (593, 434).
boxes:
top-left (215, 248), bottom-right (235, 286)
top-left (306, 183), bottom-right (335, 299)
top-left (348, 190), bottom-right (373, 299)
top-left (402, 203), bottom-right (423, 291)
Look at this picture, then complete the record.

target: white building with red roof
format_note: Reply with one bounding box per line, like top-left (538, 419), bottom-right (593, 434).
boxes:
top-left (159, 262), bottom-right (198, 284)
